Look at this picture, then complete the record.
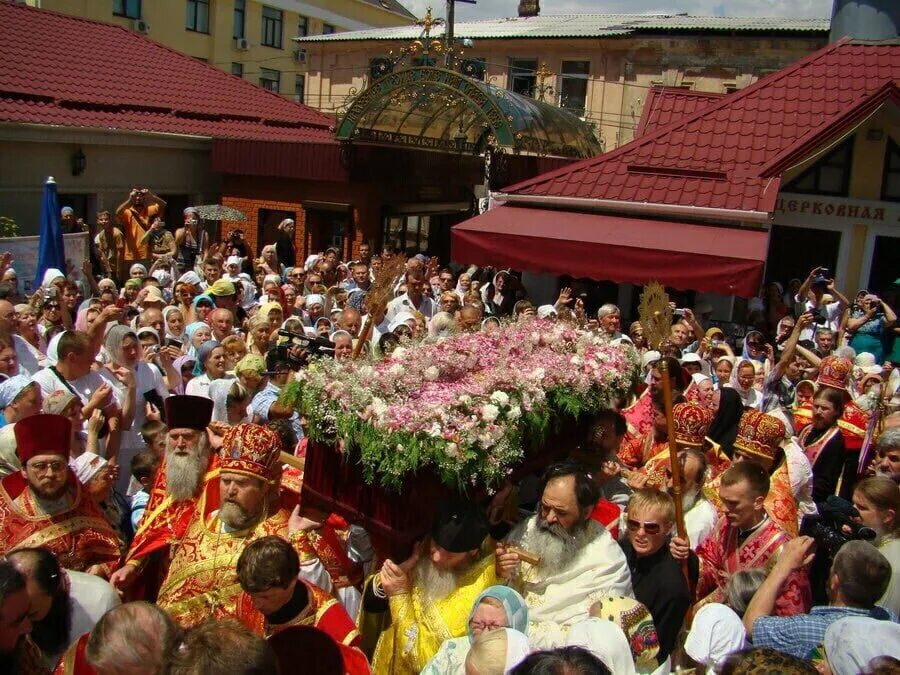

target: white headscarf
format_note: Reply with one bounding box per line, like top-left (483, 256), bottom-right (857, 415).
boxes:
top-left (466, 628), bottom-right (530, 674)
top-left (177, 271), bottom-right (202, 287)
top-left (45, 331), bottom-right (67, 366)
top-left (566, 618), bottom-right (636, 675)
top-left (824, 616), bottom-right (900, 675)
top-left (71, 452), bottom-right (108, 485)
top-left (163, 305), bottom-right (186, 340)
top-left (683, 603), bottom-right (746, 670)
top-left (41, 268), bottom-right (65, 287)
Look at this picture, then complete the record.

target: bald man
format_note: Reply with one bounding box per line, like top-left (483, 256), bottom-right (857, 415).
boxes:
top-left (209, 308), bottom-right (234, 342)
top-left (337, 308), bottom-right (362, 338)
top-left (0, 301), bottom-right (41, 376)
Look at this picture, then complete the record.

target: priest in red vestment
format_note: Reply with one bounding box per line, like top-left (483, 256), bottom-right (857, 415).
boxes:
top-left (156, 423), bottom-right (333, 627)
top-left (0, 415), bottom-right (120, 577)
top-left (109, 395), bottom-right (219, 599)
top-left (671, 459), bottom-right (811, 617)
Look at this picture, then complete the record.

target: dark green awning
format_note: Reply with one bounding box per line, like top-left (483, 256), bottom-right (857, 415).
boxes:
top-left (335, 66), bottom-right (601, 159)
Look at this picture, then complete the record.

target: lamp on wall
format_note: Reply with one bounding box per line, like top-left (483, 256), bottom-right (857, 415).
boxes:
top-left (71, 148), bottom-right (86, 177)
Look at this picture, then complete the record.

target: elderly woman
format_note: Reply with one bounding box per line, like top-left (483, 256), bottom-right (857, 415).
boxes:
top-left (185, 341), bottom-right (227, 398)
top-left (246, 314), bottom-right (273, 357)
top-left (423, 586), bottom-right (529, 675)
top-left (163, 306), bottom-right (186, 347)
top-left (258, 244), bottom-right (283, 277)
top-left (72, 451), bottom-right (127, 545)
top-left (727, 359), bottom-right (761, 409)
top-left (847, 294), bottom-right (897, 363)
top-left (14, 304), bottom-right (45, 353)
top-left (303, 295), bottom-right (325, 327)
top-left (185, 321), bottom-right (212, 358)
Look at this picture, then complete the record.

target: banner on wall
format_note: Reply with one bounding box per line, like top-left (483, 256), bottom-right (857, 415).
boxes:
top-left (0, 232), bottom-right (89, 293)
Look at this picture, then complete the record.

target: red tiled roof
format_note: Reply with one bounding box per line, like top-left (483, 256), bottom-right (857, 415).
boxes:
top-left (636, 87), bottom-right (723, 136)
top-left (503, 40), bottom-right (900, 215)
top-left (0, 1), bottom-right (335, 143)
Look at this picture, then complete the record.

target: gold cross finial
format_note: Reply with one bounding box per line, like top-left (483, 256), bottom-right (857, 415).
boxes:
top-left (416, 7), bottom-right (443, 40)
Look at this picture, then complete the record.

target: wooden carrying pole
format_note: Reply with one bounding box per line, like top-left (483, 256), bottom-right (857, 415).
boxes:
top-left (659, 359), bottom-right (687, 540)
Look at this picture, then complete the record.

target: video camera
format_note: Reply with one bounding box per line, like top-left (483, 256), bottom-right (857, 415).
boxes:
top-left (799, 496), bottom-right (877, 559)
top-left (266, 329), bottom-right (334, 372)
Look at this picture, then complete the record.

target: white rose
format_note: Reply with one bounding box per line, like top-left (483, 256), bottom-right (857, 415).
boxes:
top-left (425, 366), bottom-right (440, 381)
top-left (507, 406), bottom-right (521, 420)
top-left (389, 363), bottom-right (403, 376)
top-left (391, 347), bottom-right (408, 361)
top-left (427, 423), bottom-right (442, 437)
top-left (459, 394), bottom-right (472, 405)
top-left (490, 391), bottom-right (510, 407)
top-left (531, 367), bottom-right (545, 380)
top-left (570, 355), bottom-right (583, 366)
top-left (481, 404), bottom-right (500, 423)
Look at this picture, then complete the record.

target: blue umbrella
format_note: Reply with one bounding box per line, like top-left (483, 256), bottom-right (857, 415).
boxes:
top-left (34, 176), bottom-right (65, 289)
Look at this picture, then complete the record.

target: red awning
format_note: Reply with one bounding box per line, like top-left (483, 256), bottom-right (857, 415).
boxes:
top-left (451, 205), bottom-right (769, 297)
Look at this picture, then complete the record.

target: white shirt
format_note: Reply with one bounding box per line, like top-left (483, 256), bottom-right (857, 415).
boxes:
top-left (33, 368), bottom-right (122, 417)
top-left (685, 498), bottom-right (719, 550)
top-left (185, 373), bottom-right (212, 398)
top-left (385, 293), bottom-right (436, 323)
top-left (794, 298), bottom-right (842, 339)
top-left (13, 334), bottom-right (44, 376)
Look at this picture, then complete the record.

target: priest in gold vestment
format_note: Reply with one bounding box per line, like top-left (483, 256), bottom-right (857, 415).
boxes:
top-left (361, 501), bottom-right (497, 675)
top-left (156, 423), bottom-right (329, 626)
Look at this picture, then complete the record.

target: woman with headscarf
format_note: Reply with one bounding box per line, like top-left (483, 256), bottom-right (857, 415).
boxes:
top-left (686, 372), bottom-right (716, 411)
top-left (258, 244), bottom-right (283, 278)
top-left (481, 271), bottom-right (519, 317)
top-left (184, 321), bottom-right (212, 358)
top-left (727, 359), bottom-right (762, 410)
top-left (185, 341), bottom-right (227, 398)
top-left (422, 585), bottom-right (529, 675)
top-left (586, 596), bottom-right (660, 672)
top-left (246, 315), bottom-right (273, 358)
top-left (100, 324), bottom-right (167, 494)
top-left (162, 306), bottom-right (186, 348)
top-left (15, 303), bottom-right (45, 354)
top-left (259, 301), bottom-right (284, 335)
top-left (171, 354), bottom-right (196, 395)
top-left (565, 618), bottom-right (636, 675)
top-left (822, 616), bottom-right (900, 675)
top-left (191, 293), bottom-right (215, 324)
top-left (683, 603), bottom-right (747, 674)
top-left (708, 387), bottom-right (744, 457)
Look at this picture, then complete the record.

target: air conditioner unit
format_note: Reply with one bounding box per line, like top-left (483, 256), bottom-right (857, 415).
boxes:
top-left (235, 38), bottom-right (250, 51)
top-left (294, 48), bottom-right (308, 64)
top-left (133, 19), bottom-right (150, 34)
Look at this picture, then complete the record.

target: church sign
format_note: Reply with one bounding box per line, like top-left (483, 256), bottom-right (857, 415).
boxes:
top-left (774, 192), bottom-right (899, 226)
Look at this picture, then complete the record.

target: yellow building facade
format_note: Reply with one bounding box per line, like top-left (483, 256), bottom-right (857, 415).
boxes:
top-left (26, 0), bottom-right (415, 101)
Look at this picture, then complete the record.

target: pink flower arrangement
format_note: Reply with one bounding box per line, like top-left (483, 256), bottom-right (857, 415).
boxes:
top-left (283, 319), bottom-right (639, 490)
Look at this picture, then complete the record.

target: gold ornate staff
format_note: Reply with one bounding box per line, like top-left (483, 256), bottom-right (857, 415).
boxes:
top-left (638, 283), bottom-right (689, 551)
top-left (352, 254), bottom-right (407, 360)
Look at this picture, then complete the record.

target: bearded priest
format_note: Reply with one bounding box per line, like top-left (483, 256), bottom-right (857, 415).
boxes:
top-left (497, 461), bottom-right (633, 649)
top-left (110, 395), bottom-right (219, 600)
top-left (362, 500), bottom-right (497, 675)
top-left (157, 423), bottom-right (329, 626)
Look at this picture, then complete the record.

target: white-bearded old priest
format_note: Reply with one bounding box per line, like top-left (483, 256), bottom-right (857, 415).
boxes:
top-left (362, 500), bottom-right (497, 675)
top-left (497, 461), bottom-right (633, 648)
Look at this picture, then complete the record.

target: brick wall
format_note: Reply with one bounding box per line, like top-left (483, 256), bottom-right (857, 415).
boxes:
top-left (220, 196), bottom-right (307, 258)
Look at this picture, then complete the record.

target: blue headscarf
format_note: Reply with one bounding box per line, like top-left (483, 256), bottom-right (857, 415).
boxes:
top-left (192, 293), bottom-right (215, 311)
top-left (467, 585), bottom-right (529, 641)
top-left (184, 321), bottom-right (211, 358)
top-left (193, 340), bottom-right (220, 377)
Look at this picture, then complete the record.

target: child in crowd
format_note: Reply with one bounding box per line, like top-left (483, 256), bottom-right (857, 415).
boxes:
top-left (140, 419), bottom-right (167, 457)
top-left (129, 449), bottom-right (160, 531)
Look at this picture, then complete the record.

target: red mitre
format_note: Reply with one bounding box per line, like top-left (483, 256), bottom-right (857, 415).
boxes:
top-left (672, 402), bottom-right (712, 448)
top-left (164, 395), bottom-right (213, 431)
top-left (733, 410), bottom-right (786, 466)
top-left (15, 414), bottom-right (71, 465)
top-left (817, 356), bottom-right (853, 395)
top-left (220, 423), bottom-right (283, 481)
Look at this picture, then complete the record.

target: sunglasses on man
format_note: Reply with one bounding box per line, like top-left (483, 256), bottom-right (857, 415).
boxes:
top-left (626, 518), bottom-right (663, 535)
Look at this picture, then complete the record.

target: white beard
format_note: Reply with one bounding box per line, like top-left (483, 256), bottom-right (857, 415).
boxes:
top-left (681, 485), bottom-right (701, 512)
top-left (165, 436), bottom-right (211, 501)
top-left (414, 557), bottom-right (468, 604)
top-left (518, 516), bottom-right (597, 573)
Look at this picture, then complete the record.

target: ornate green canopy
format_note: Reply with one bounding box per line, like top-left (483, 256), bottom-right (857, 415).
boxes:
top-left (335, 66), bottom-right (602, 159)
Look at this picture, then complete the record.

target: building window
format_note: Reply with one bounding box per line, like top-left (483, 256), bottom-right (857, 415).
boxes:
top-left (233, 0), bottom-right (245, 39)
top-left (259, 68), bottom-right (281, 93)
top-left (231, 62), bottom-right (244, 77)
top-left (785, 138), bottom-right (854, 197)
top-left (297, 15), bottom-right (309, 37)
top-left (294, 75), bottom-right (306, 103)
top-left (559, 60), bottom-right (589, 115)
top-left (882, 138), bottom-right (900, 202)
top-left (322, 23), bottom-right (336, 34)
top-left (509, 58), bottom-right (537, 96)
top-left (113, 0), bottom-right (141, 19)
top-left (261, 6), bottom-right (283, 48)
top-left (186, 0), bottom-right (209, 33)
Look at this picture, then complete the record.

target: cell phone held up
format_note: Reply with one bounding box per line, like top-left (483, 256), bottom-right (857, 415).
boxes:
top-left (165, 337), bottom-right (183, 350)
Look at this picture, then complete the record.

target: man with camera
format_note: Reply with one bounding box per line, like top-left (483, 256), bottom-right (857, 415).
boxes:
top-left (250, 350), bottom-right (304, 446)
top-left (742, 536), bottom-right (894, 659)
top-left (793, 266), bottom-right (849, 341)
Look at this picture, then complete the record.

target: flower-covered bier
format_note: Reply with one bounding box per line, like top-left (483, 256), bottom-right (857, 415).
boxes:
top-left (282, 319), bottom-right (639, 490)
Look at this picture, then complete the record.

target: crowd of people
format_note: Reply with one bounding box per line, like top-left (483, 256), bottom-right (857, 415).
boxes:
top-left (0, 193), bottom-right (898, 675)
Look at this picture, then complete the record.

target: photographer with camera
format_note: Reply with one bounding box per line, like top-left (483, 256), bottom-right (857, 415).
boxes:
top-left (175, 207), bottom-right (209, 274)
top-left (250, 348), bottom-right (306, 445)
top-left (742, 536), bottom-right (893, 660)
top-left (847, 293), bottom-right (896, 364)
top-left (793, 267), bottom-right (849, 342)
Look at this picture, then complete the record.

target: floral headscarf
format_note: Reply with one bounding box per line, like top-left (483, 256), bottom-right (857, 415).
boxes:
top-left (589, 596), bottom-right (659, 671)
top-left (467, 585), bottom-right (528, 641)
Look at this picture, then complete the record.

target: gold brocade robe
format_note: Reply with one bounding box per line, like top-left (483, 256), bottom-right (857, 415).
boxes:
top-left (156, 489), bottom-right (318, 627)
top-left (371, 555), bottom-right (497, 675)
